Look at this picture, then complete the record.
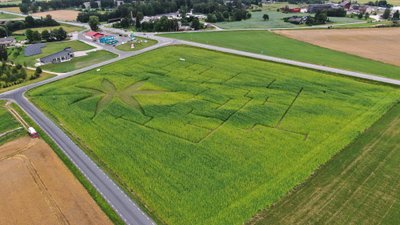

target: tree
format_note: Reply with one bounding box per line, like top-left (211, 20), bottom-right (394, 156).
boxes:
top-left (25, 29), bottom-right (34, 42)
top-left (41, 29), bottom-right (50, 41)
top-left (393, 10), bottom-right (399, 20)
top-left (382, 8), bottom-right (391, 19)
top-left (191, 17), bottom-right (201, 30)
top-left (315, 11), bottom-right (328, 24)
top-left (25, 16), bottom-right (35, 28)
top-left (19, 3), bottom-right (29, 14)
top-left (32, 31), bottom-right (41, 42)
top-left (263, 14), bottom-right (269, 21)
top-left (0, 46), bottom-right (7, 61)
top-left (357, 12), bottom-right (364, 19)
top-left (365, 12), bottom-right (370, 19)
top-left (33, 66), bottom-right (42, 79)
top-left (88, 15), bottom-right (100, 31)
top-left (0, 27), bottom-right (7, 38)
top-left (206, 13), bottom-right (217, 23)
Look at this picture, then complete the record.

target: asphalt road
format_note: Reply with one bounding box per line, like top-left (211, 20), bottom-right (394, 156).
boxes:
top-left (1, 9), bottom-right (400, 225)
top-left (0, 31), bottom-right (173, 225)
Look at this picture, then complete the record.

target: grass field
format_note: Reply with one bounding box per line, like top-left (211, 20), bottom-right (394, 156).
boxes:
top-left (42, 50), bottom-right (117, 73)
top-left (0, 7), bottom-right (20, 13)
top-left (28, 46), bottom-right (400, 225)
top-left (0, 101), bottom-right (24, 145)
top-left (160, 31), bottom-right (400, 79)
top-left (12, 24), bottom-right (85, 35)
top-left (0, 11), bottom-right (21, 19)
top-left (9, 40), bottom-right (95, 67)
top-left (0, 70), bottom-right (54, 94)
top-left (215, 10), bottom-right (362, 29)
top-left (116, 37), bottom-right (157, 51)
top-left (249, 102), bottom-right (400, 225)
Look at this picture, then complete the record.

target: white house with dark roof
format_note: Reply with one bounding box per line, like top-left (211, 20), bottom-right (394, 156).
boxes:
top-left (39, 47), bottom-right (74, 65)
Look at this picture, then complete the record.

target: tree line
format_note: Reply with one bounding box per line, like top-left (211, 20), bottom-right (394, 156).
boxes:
top-left (25, 27), bottom-right (67, 43)
top-left (0, 15), bottom-right (59, 38)
top-left (0, 46), bottom-right (42, 89)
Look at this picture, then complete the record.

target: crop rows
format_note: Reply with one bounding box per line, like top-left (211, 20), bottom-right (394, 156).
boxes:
top-left (28, 46), bottom-right (400, 225)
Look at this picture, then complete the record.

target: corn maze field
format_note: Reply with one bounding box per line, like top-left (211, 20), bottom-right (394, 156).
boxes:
top-left (28, 46), bottom-right (400, 225)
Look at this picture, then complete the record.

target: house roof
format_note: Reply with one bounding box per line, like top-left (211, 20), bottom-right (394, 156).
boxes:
top-left (85, 31), bottom-right (105, 38)
top-left (40, 47), bottom-right (73, 63)
top-left (24, 43), bottom-right (46, 56)
top-left (0, 37), bottom-right (15, 43)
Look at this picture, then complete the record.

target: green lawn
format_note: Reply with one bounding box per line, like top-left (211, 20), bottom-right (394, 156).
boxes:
top-left (214, 10), bottom-right (362, 29)
top-left (0, 70), bottom-right (55, 94)
top-left (9, 40), bottom-right (95, 67)
top-left (160, 31), bottom-right (400, 79)
top-left (28, 46), bottom-right (400, 225)
top-left (0, 101), bottom-right (25, 145)
top-left (249, 102), bottom-right (400, 225)
top-left (0, 11), bottom-right (22, 19)
top-left (12, 24), bottom-right (85, 35)
top-left (42, 50), bottom-right (117, 73)
top-left (116, 37), bottom-right (157, 51)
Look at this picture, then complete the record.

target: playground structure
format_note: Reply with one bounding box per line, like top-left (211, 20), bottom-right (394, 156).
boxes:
top-left (99, 35), bottom-right (118, 45)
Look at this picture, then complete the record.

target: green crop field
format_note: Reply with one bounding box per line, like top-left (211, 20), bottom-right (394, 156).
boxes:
top-left (10, 40), bottom-right (95, 68)
top-left (250, 102), bottom-right (400, 225)
top-left (0, 11), bottom-right (22, 19)
top-left (42, 50), bottom-right (117, 73)
top-left (160, 31), bottom-right (400, 80)
top-left (28, 46), bottom-right (400, 225)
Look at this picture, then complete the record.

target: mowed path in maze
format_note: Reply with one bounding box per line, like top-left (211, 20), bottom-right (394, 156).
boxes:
top-left (28, 46), bottom-right (400, 225)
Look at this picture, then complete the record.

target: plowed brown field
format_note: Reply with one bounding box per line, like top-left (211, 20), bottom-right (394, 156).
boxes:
top-left (32, 10), bottom-right (79, 21)
top-left (274, 28), bottom-right (400, 66)
top-left (0, 137), bottom-right (112, 225)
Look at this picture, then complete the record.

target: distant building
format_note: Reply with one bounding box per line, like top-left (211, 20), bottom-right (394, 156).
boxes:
top-left (114, 0), bottom-right (124, 7)
top-left (39, 47), bottom-right (74, 65)
top-left (24, 43), bottom-right (46, 56)
top-left (307, 4), bottom-right (334, 13)
top-left (286, 16), bottom-right (308, 24)
top-left (0, 37), bottom-right (16, 47)
top-left (85, 31), bottom-right (105, 40)
top-left (83, 2), bottom-right (91, 9)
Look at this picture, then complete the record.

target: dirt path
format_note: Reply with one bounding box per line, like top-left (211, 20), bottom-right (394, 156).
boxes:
top-left (0, 137), bottom-right (113, 225)
top-left (274, 28), bottom-right (400, 66)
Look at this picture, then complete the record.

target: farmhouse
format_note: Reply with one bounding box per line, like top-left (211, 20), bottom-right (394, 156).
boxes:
top-left (0, 37), bottom-right (16, 47)
top-left (39, 47), bottom-right (74, 65)
top-left (85, 31), bottom-right (105, 40)
top-left (24, 43), bottom-right (46, 56)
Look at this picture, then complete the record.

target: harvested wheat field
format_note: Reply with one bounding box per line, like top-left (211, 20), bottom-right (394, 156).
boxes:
top-left (275, 28), bottom-right (400, 66)
top-left (0, 137), bottom-right (112, 225)
top-left (32, 10), bottom-right (79, 21)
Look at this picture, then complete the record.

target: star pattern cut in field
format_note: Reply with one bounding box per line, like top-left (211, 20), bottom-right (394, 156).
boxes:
top-left (76, 79), bottom-right (166, 119)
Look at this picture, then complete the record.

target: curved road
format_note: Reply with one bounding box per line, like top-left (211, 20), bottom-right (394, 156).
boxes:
top-left (1, 9), bottom-right (400, 225)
